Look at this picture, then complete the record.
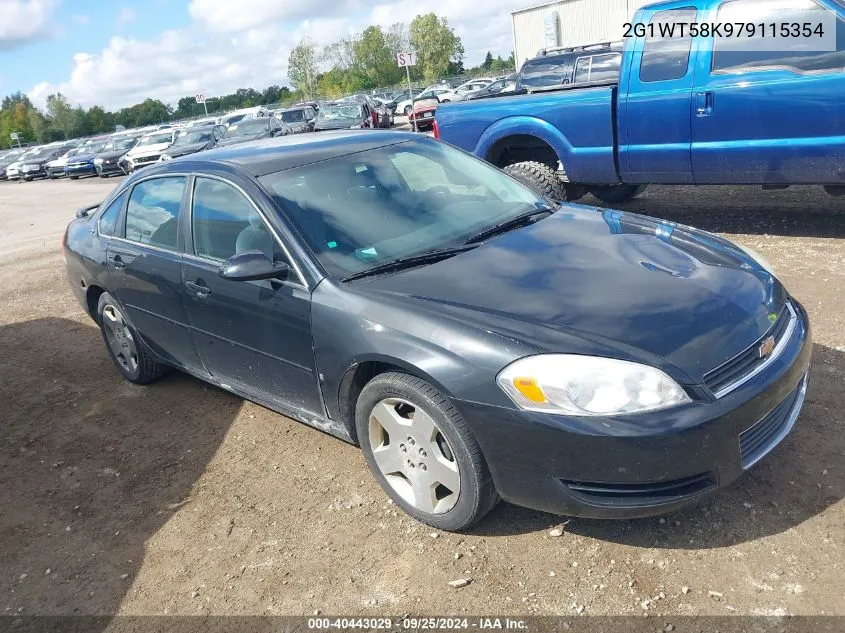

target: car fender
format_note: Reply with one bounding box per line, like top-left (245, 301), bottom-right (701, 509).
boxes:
top-left (474, 115), bottom-right (574, 167)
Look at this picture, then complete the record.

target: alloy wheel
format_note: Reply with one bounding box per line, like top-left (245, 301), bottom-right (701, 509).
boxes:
top-left (367, 397), bottom-right (461, 514)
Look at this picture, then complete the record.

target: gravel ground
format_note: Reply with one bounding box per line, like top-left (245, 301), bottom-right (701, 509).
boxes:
top-left (0, 177), bottom-right (842, 620)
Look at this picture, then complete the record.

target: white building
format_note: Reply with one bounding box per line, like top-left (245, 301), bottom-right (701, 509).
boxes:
top-left (511, 0), bottom-right (652, 69)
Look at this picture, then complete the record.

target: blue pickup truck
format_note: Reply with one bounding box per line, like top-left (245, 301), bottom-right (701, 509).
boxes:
top-left (436, 0), bottom-right (845, 204)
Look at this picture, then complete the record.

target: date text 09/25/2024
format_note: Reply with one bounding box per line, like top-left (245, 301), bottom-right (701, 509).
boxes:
top-left (307, 618), bottom-right (529, 630)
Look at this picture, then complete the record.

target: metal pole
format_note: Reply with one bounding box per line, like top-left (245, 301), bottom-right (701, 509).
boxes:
top-left (203, 100), bottom-right (208, 116)
top-left (406, 63), bottom-right (417, 133)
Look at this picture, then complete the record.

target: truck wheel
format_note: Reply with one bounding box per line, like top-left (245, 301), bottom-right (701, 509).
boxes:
top-left (503, 161), bottom-right (568, 202)
top-left (591, 184), bottom-right (648, 204)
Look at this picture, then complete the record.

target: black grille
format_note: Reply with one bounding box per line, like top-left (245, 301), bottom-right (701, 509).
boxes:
top-left (739, 377), bottom-right (805, 469)
top-left (134, 155), bottom-right (159, 164)
top-left (563, 473), bottom-right (714, 508)
top-left (703, 305), bottom-right (792, 395)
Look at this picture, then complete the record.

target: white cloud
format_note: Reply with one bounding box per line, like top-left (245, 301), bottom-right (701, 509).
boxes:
top-left (116, 6), bottom-right (136, 28)
top-left (73, 14), bottom-right (90, 26)
top-left (0, 0), bottom-right (57, 51)
top-left (27, 0), bottom-right (515, 110)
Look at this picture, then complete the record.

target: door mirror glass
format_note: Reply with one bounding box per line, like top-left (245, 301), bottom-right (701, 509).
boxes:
top-left (218, 251), bottom-right (289, 281)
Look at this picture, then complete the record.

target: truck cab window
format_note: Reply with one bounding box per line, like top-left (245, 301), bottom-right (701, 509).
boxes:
top-left (639, 7), bottom-right (697, 82)
top-left (712, 0), bottom-right (845, 74)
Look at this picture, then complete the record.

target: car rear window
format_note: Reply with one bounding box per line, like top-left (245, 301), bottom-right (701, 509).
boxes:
top-left (519, 56), bottom-right (569, 88)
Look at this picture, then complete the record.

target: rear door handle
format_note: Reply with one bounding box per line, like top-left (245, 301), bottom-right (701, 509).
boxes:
top-left (185, 280), bottom-right (211, 297)
top-left (110, 255), bottom-right (126, 269)
top-left (696, 91), bottom-right (714, 116)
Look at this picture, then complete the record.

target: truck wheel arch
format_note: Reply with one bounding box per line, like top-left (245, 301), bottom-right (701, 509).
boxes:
top-left (474, 117), bottom-right (574, 172)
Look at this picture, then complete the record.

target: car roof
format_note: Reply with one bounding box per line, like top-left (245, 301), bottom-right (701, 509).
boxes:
top-left (155, 130), bottom-right (417, 177)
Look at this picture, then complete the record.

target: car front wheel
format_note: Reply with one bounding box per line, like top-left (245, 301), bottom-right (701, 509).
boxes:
top-left (356, 372), bottom-right (498, 531)
top-left (97, 292), bottom-right (169, 384)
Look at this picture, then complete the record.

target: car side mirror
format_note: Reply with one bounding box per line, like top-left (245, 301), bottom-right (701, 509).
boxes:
top-left (218, 251), bottom-right (289, 281)
top-left (76, 202), bottom-right (101, 218)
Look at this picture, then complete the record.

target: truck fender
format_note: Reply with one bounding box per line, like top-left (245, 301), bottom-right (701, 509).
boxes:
top-left (473, 116), bottom-right (574, 168)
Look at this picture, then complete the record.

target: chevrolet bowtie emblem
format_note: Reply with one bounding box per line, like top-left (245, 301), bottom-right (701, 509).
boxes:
top-left (758, 335), bottom-right (776, 359)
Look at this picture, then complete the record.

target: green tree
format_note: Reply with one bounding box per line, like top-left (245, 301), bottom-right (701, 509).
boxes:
top-left (482, 51), bottom-right (494, 70)
top-left (288, 39), bottom-right (319, 99)
top-left (27, 107), bottom-right (48, 143)
top-left (46, 93), bottom-right (78, 139)
top-left (409, 14), bottom-right (464, 82)
top-left (352, 26), bottom-right (403, 88)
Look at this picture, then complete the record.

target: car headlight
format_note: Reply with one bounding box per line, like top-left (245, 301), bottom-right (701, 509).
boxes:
top-left (735, 244), bottom-right (776, 277)
top-left (497, 354), bottom-right (691, 416)
top-left (94, 158), bottom-right (103, 166)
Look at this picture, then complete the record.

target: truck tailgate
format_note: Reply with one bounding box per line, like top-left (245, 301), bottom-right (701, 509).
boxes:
top-left (436, 86), bottom-right (619, 185)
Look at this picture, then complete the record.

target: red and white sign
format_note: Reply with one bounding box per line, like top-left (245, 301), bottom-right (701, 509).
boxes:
top-left (195, 94), bottom-right (206, 104)
top-left (396, 52), bottom-right (416, 67)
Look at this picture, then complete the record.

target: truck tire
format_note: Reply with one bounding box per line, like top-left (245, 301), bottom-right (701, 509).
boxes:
top-left (590, 184), bottom-right (648, 204)
top-left (503, 161), bottom-right (568, 202)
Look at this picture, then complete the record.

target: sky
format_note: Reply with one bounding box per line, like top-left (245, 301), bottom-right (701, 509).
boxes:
top-left (0, 0), bottom-right (519, 111)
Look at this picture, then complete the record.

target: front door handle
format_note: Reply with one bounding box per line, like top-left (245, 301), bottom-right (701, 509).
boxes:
top-left (696, 91), bottom-right (714, 117)
top-left (110, 255), bottom-right (126, 269)
top-left (185, 280), bottom-right (211, 297)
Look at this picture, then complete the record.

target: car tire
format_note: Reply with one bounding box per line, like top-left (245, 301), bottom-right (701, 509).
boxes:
top-left (355, 372), bottom-right (498, 531)
top-left (590, 184), bottom-right (648, 204)
top-left (503, 161), bottom-right (568, 203)
top-left (97, 292), bottom-right (169, 385)
top-left (70, 176), bottom-right (79, 180)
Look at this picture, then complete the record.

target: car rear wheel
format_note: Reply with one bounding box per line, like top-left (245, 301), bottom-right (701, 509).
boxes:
top-left (590, 184), bottom-right (648, 204)
top-left (69, 175), bottom-right (79, 180)
top-left (356, 372), bottom-right (498, 531)
top-left (503, 160), bottom-right (568, 202)
top-left (97, 292), bottom-right (169, 384)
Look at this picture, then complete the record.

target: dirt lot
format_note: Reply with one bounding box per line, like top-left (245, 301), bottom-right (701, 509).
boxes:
top-left (0, 177), bottom-right (843, 620)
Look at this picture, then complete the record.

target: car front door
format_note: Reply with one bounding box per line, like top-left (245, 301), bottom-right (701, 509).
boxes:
top-left (619, 2), bottom-right (703, 184)
top-left (180, 175), bottom-right (323, 416)
top-left (690, 0), bottom-right (845, 184)
top-left (106, 175), bottom-right (206, 372)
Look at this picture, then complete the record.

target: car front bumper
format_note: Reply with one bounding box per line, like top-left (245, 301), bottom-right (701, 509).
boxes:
top-left (66, 163), bottom-right (96, 176)
top-left (454, 301), bottom-right (813, 519)
top-left (95, 161), bottom-right (124, 175)
top-left (21, 166), bottom-right (46, 179)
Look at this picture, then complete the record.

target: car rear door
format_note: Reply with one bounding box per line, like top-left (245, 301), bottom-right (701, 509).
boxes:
top-left (180, 174), bottom-right (323, 415)
top-left (106, 175), bottom-right (205, 372)
top-left (618, 1), bottom-right (706, 183)
top-left (690, 0), bottom-right (845, 183)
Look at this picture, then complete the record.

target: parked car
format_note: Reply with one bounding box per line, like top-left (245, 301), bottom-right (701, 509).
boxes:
top-left (275, 106), bottom-right (317, 133)
top-left (517, 42), bottom-right (623, 92)
top-left (46, 148), bottom-right (83, 179)
top-left (384, 88), bottom-right (422, 114)
top-left (217, 117), bottom-right (291, 147)
top-left (161, 125), bottom-right (227, 160)
top-left (438, 78), bottom-right (495, 102)
top-left (408, 97), bottom-right (438, 131)
top-left (396, 86), bottom-right (451, 117)
top-left (437, 0), bottom-right (845, 202)
top-left (66, 137), bottom-right (112, 179)
top-left (63, 131), bottom-right (812, 531)
top-left (4, 146), bottom-right (42, 180)
top-left (373, 101), bottom-right (394, 128)
top-left (464, 74), bottom-right (518, 100)
top-left (119, 130), bottom-right (179, 173)
top-left (94, 136), bottom-right (141, 177)
top-left (20, 144), bottom-right (73, 181)
top-left (218, 106), bottom-right (270, 127)
top-left (313, 102), bottom-right (373, 131)
top-left (342, 94), bottom-right (381, 128)
top-left (0, 148), bottom-right (27, 180)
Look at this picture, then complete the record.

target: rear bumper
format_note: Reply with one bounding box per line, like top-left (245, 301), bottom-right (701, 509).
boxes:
top-left (454, 301), bottom-right (813, 519)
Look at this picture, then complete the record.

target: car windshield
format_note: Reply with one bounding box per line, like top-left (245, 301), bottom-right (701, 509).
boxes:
top-left (83, 142), bottom-right (108, 154)
top-left (138, 133), bottom-right (173, 146)
top-left (317, 105), bottom-right (361, 120)
top-left (225, 119), bottom-right (268, 137)
top-left (279, 110), bottom-right (305, 123)
top-left (225, 114), bottom-right (247, 125)
top-left (102, 138), bottom-right (136, 152)
top-left (2, 150), bottom-right (24, 161)
top-left (258, 138), bottom-right (544, 279)
top-left (175, 130), bottom-right (213, 144)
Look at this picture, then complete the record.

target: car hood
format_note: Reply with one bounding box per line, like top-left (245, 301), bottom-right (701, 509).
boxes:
top-left (95, 149), bottom-right (129, 160)
top-left (357, 207), bottom-right (786, 382)
top-left (217, 133), bottom-right (268, 146)
top-left (69, 153), bottom-right (96, 163)
top-left (314, 119), bottom-right (359, 130)
top-left (126, 142), bottom-right (171, 157)
top-left (164, 141), bottom-right (208, 157)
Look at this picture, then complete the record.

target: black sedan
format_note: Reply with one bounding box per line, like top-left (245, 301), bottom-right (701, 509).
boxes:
top-left (94, 136), bottom-right (140, 177)
top-left (217, 117), bottom-right (290, 147)
top-left (161, 125), bottom-right (226, 161)
top-left (20, 145), bottom-right (72, 181)
top-left (62, 132), bottom-right (812, 531)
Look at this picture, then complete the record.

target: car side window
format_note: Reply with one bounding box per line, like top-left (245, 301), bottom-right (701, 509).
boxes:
top-left (125, 177), bottom-right (186, 250)
top-left (712, 0), bottom-right (845, 74)
top-left (98, 192), bottom-right (127, 237)
top-left (192, 177), bottom-right (282, 265)
top-left (639, 7), bottom-right (697, 82)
